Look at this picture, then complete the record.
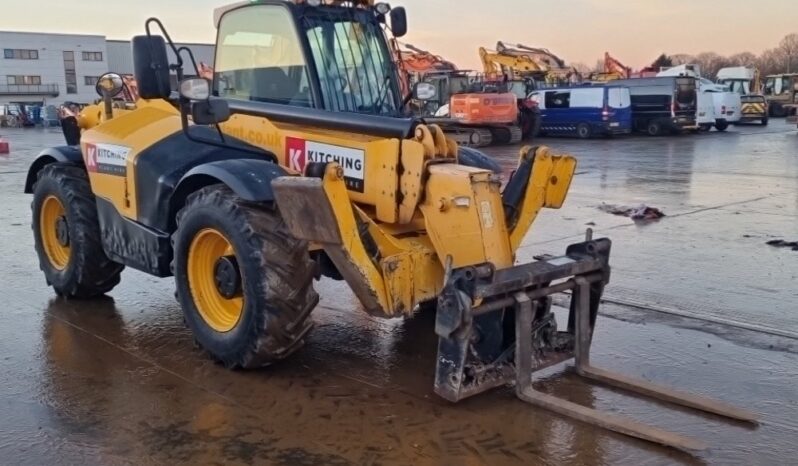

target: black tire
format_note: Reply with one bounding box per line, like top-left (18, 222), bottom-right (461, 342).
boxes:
top-left (762, 117), bottom-right (769, 126)
top-left (31, 163), bottom-right (124, 298)
top-left (173, 185), bottom-right (318, 368)
top-left (458, 146), bottom-right (501, 174)
top-left (646, 121), bottom-right (662, 137)
top-left (576, 123), bottom-right (592, 139)
top-left (770, 103), bottom-right (786, 118)
top-left (698, 124), bottom-right (713, 132)
top-left (715, 120), bottom-right (729, 132)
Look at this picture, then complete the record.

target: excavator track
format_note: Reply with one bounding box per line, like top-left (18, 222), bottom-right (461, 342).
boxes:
top-left (442, 127), bottom-right (494, 147)
top-left (487, 125), bottom-right (523, 145)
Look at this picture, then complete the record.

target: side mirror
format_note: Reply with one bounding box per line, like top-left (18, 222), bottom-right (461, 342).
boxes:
top-left (179, 78), bottom-right (229, 125)
top-left (413, 82), bottom-right (437, 101)
top-left (390, 7), bottom-right (407, 38)
top-left (95, 73), bottom-right (124, 98)
top-left (179, 78), bottom-right (211, 101)
top-left (191, 99), bottom-right (230, 125)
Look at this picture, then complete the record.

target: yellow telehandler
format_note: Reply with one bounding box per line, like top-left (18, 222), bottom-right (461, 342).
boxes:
top-left (25, 0), bottom-right (755, 452)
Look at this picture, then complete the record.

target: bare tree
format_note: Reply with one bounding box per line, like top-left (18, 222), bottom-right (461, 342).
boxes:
top-left (728, 52), bottom-right (757, 68)
top-left (780, 33), bottom-right (798, 73)
top-left (670, 54), bottom-right (695, 66)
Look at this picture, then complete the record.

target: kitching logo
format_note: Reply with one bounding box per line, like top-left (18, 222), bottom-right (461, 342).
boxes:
top-left (286, 137), bottom-right (366, 193)
top-left (85, 143), bottom-right (130, 176)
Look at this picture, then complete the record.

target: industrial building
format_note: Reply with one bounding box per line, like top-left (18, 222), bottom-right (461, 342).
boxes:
top-left (1, 30), bottom-right (214, 113)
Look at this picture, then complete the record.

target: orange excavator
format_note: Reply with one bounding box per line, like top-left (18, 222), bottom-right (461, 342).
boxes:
top-left (589, 52), bottom-right (632, 82)
top-left (393, 42), bottom-right (523, 146)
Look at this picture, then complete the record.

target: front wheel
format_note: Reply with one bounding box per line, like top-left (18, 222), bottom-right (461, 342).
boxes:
top-left (31, 163), bottom-right (124, 298)
top-left (173, 185), bottom-right (318, 368)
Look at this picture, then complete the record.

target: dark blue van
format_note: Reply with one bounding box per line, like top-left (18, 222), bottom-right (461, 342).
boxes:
top-left (527, 85), bottom-right (632, 138)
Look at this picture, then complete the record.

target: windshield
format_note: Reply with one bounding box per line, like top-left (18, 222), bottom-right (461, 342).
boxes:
top-left (302, 9), bottom-right (401, 115)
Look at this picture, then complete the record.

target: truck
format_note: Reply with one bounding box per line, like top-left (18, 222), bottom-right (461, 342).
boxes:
top-left (657, 65), bottom-right (741, 131)
top-left (611, 77), bottom-right (697, 136)
top-left (716, 66), bottom-right (768, 125)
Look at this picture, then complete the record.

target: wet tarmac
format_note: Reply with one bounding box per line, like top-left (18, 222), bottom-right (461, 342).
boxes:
top-left (0, 122), bottom-right (797, 465)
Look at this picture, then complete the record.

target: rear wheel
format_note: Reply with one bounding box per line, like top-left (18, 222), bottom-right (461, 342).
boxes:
top-left (576, 123), bottom-right (592, 139)
top-left (31, 164), bottom-right (124, 297)
top-left (646, 121), bottom-right (662, 136)
top-left (715, 120), bottom-right (729, 132)
top-left (173, 185), bottom-right (318, 368)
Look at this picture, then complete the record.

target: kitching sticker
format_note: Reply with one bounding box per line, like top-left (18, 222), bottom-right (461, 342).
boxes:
top-left (85, 143), bottom-right (130, 176)
top-left (286, 137), bottom-right (365, 193)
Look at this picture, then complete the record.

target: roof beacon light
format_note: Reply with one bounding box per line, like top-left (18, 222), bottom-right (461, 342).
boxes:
top-left (375, 2), bottom-right (391, 14)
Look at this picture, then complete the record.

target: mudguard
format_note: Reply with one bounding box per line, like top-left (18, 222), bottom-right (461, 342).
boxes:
top-left (172, 159), bottom-right (289, 214)
top-left (24, 146), bottom-right (84, 193)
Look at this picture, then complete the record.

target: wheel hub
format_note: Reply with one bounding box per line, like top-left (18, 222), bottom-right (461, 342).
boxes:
top-left (213, 255), bottom-right (241, 299)
top-left (55, 215), bottom-right (70, 247)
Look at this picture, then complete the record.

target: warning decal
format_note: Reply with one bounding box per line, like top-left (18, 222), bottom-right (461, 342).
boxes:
top-left (85, 143), bottom-right (130, 176)
top-left (286, 137), bottom-right (365, 193)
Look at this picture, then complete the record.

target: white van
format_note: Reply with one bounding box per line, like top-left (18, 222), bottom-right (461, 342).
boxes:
top-left (699, 78), bottom-right (741, 131)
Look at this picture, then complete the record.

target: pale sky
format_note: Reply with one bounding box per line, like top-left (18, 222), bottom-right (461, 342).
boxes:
top-left (1, 0), bottom-right (795, 69)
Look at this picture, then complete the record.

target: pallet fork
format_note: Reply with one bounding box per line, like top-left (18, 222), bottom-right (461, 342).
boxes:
top-left (433, 230), bottom-right (757, 452)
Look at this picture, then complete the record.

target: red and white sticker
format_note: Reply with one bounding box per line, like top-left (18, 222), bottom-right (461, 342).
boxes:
top-left (286, 137), bottom-right (365, 193)
top-left (85, 142), bottom-right (130, 176)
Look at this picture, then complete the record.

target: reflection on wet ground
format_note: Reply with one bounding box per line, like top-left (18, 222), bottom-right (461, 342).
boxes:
top-left (0, 124), bottom-right (797, 465)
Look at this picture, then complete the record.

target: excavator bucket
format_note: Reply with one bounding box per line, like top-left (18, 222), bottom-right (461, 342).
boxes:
top-left (433, 230), bottom-right (758, 452)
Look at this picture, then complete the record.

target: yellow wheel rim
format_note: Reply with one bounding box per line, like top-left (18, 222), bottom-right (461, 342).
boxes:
top-left (187, 228), bottom-right (244, 332)
top-left (39, 195), bottom-right (71, 271)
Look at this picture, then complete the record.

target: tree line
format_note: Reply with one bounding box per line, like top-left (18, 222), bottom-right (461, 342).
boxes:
top-left (576, 33), bottom-right (798, 79)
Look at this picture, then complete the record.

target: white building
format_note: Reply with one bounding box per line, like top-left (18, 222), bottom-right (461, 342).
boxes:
top-left (1, 30), bottom-right (215, 108)
top-left (1, 31), bottom-right (109, 106)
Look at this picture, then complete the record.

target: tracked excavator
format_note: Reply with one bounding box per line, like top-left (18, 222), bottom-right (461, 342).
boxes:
top-left (25, 0), bottom-right (756, 453)
top-left (588, 52), bottom-right (631, 82)
top-left (481, 41), bottom-right (578, 85)
top-left (394, 42), bottom-right (523, 147)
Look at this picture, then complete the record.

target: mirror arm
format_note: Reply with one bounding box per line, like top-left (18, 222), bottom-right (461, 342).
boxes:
top-left (103, 94), bottom-right (114, 120)
top-left (178, 99), bottom-right (275, 163)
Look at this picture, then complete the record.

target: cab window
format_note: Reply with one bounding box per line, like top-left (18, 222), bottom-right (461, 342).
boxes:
top-left (214, 5), bottom-right (312, 107)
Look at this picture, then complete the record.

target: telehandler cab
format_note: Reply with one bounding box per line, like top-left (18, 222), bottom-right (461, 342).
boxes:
top-left (25, 0), bottom-right (755, 452)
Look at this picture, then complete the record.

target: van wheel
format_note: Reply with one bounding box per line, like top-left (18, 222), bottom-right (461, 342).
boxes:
top-left (576, 123), bottom-right (592, 139)
top-left (699, 124), bottom-right (713, 132)
top-left (646, 121), bottom-right (662, 136)
top-left (715, 120), bottom-right (729, 131)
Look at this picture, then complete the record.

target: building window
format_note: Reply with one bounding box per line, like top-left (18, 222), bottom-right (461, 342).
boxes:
top-left (63, 51), bottom-right (77, 94)
top-left (3, 48), bottom-right (39, 60)
top-left (6, 75), bottom-right (42, 85)
top-left (81, 51), bottom-right (103, 61)
top-left (84, 76), bottom-right (100, 85)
